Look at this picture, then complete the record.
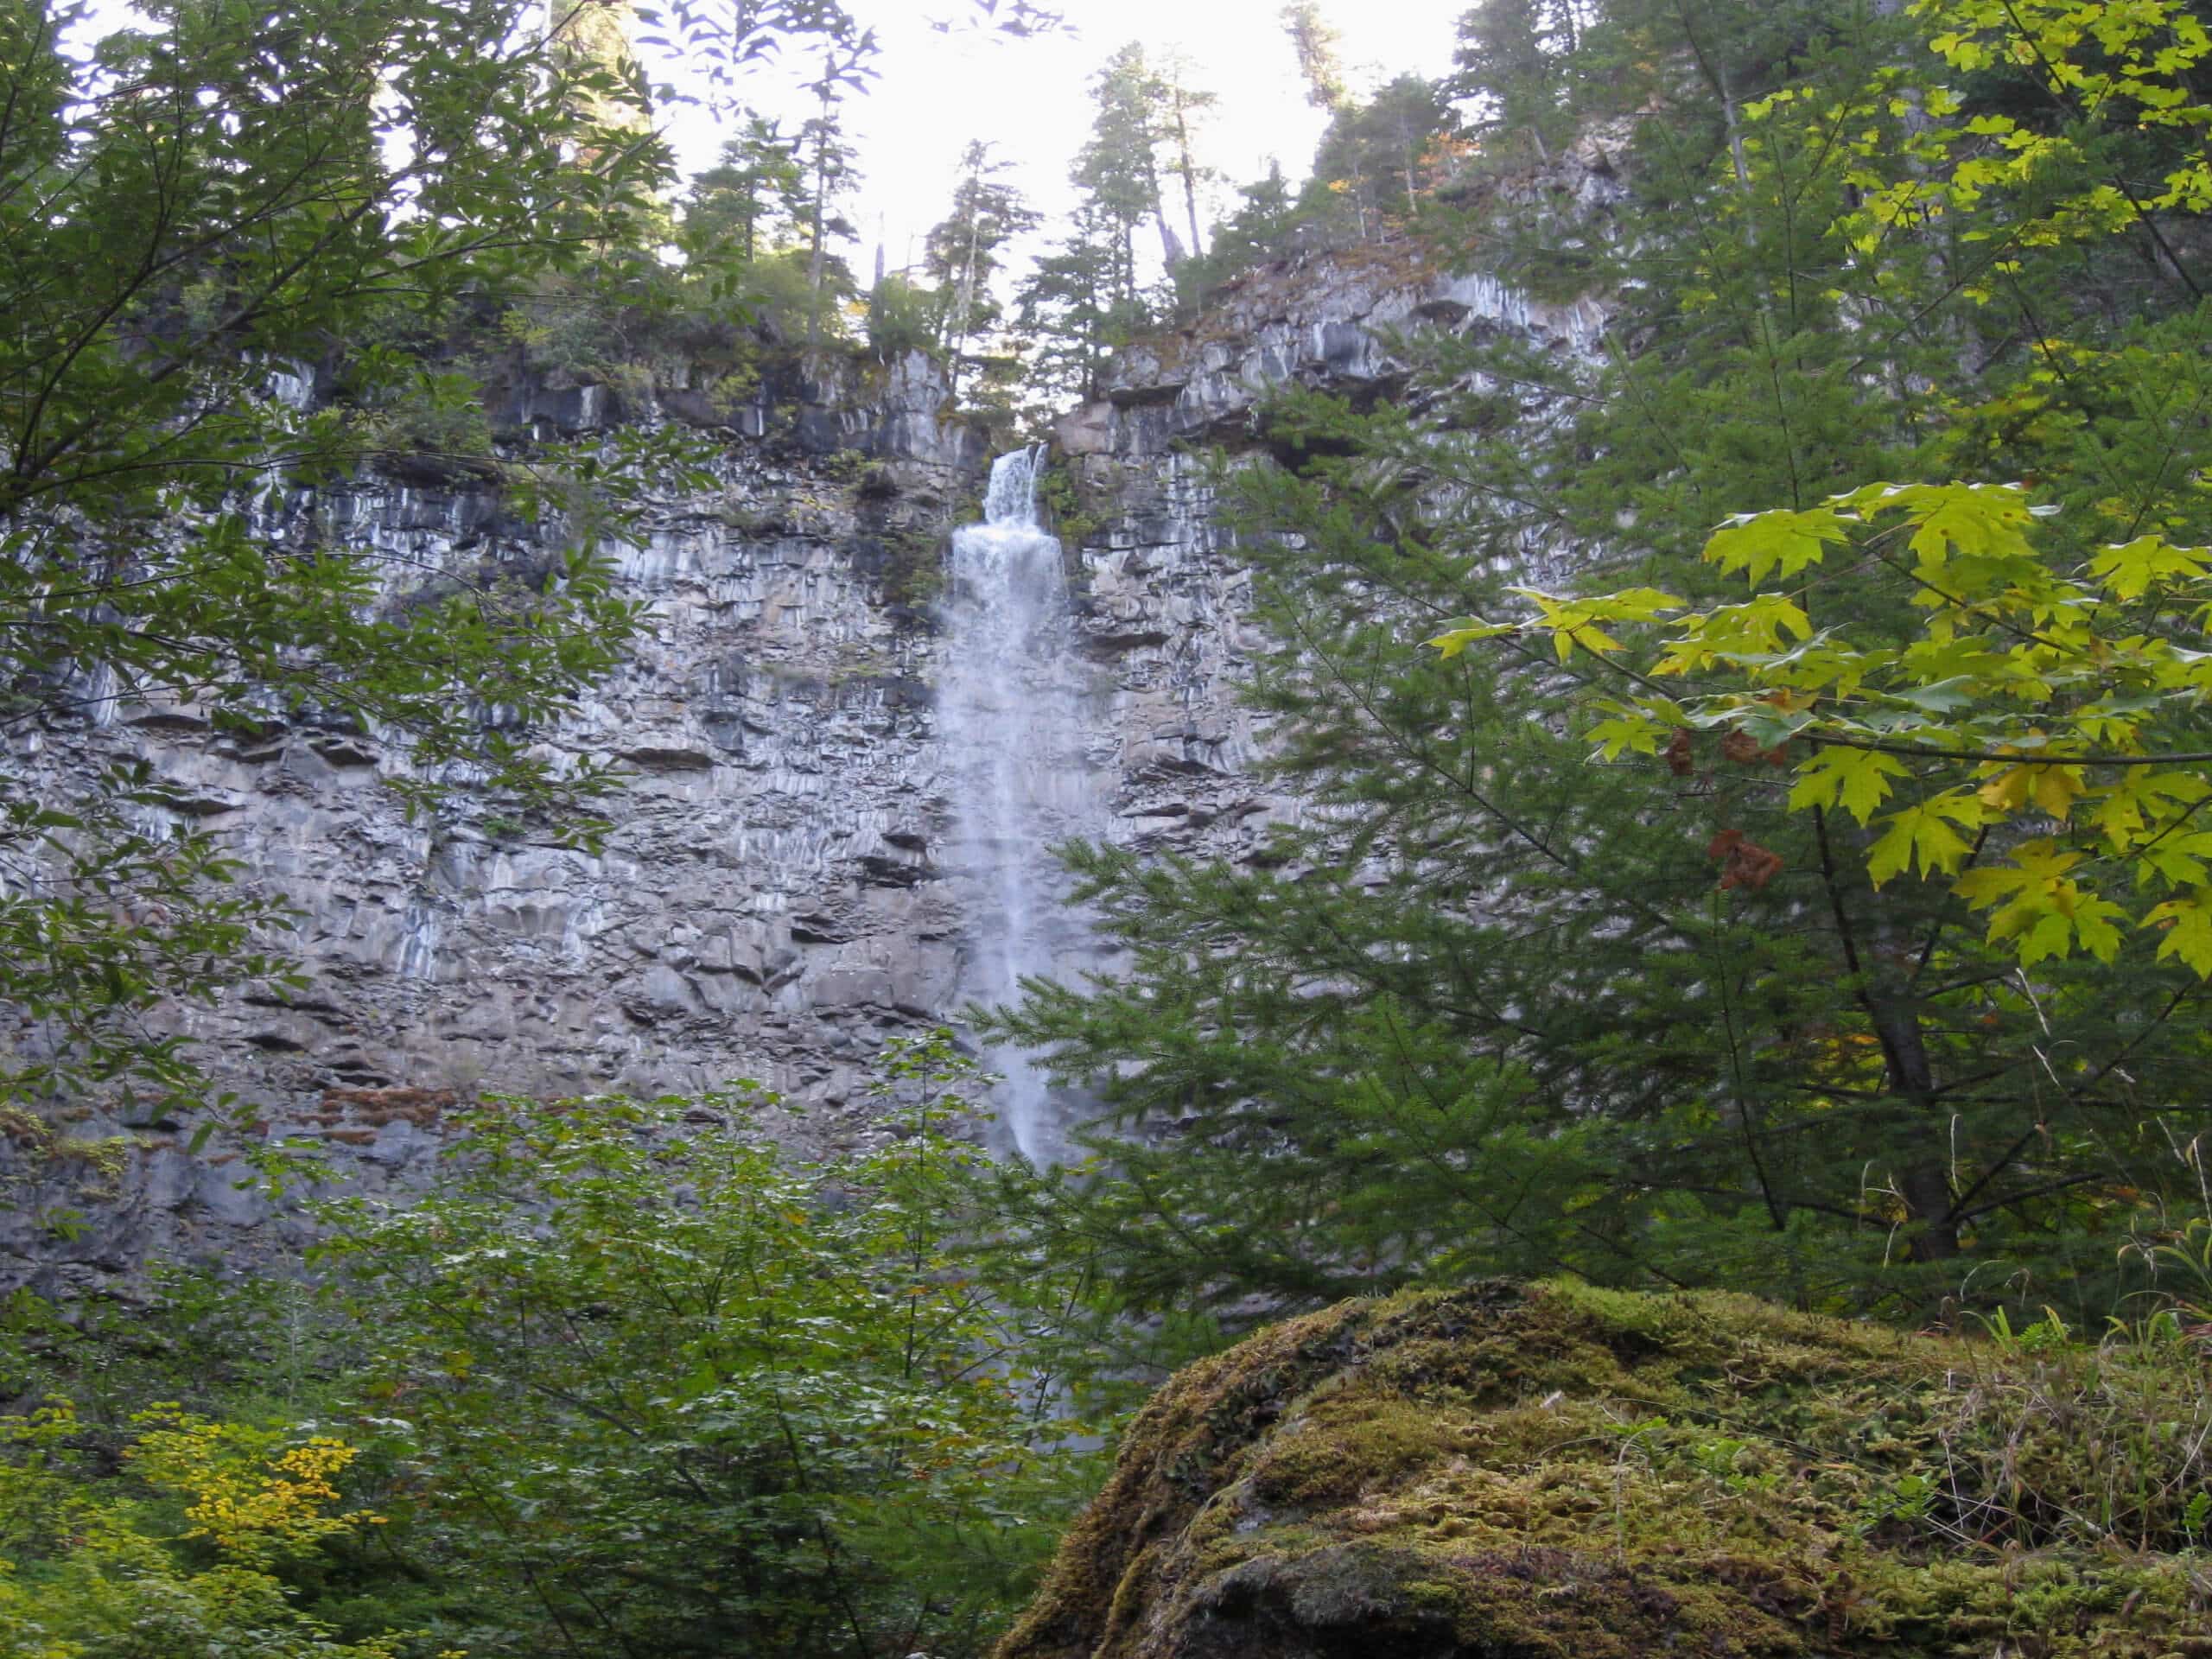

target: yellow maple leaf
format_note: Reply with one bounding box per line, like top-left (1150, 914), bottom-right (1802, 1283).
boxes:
top-left (2030, 764), bottom-right (2085, 819)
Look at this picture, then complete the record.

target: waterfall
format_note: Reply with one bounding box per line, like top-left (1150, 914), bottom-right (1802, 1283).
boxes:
top-left (941, 446), bottom-right (1094, 1163)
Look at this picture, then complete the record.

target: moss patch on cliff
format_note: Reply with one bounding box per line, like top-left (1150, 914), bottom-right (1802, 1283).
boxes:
top-left (996, 1281), bottom-right (2212, 1659)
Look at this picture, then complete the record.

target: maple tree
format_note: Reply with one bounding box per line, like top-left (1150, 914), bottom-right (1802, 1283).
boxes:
top-left (1436, 483), bottom-right (2212, 977)
top-left (0, 1401), bottom-right (416, 1656)
top-left (1440, 0), bottom-right (2212, 976)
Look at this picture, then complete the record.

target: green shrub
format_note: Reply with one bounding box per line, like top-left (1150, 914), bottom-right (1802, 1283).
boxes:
top-left (865, 274), bottom-right (943, 362)
top-left (0, 1402), bottom-right (426, 1659)
top-left (362, 372), bottom-right (495, 474)
top-left (301, 1035), bottom-right (1112, 1659)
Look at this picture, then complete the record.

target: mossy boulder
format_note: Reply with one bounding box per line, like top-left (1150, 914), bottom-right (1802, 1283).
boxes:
top-left (997, 1281), bottom-right (2212, 1659)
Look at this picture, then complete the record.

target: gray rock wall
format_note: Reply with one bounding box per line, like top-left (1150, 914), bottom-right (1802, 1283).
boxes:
top-left (3, 240), bottom-right (1585, 1287)
top-left (1056, 255), bottom-right (1607, 461)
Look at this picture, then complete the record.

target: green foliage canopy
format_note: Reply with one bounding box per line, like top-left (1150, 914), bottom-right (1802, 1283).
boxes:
top-left (1440, 484), bottom-right (2212, 976)
top-left (0, 1399), bottom-right (424, 1658)
top-left (988, 0), bottom-right (2212, 1325)
top-left (302, 1039), bottom-right (1114, 1659)
top-left (0, 0), bottom-right (709, 1126)
top-left (1438, 0), bottom-right (2212, 976)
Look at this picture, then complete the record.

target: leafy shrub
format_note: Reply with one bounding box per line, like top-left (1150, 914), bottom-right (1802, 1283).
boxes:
top-left (362, 372), bottom-right (495, 474)
top-left (864, 275), bottom-right (942, 362)
top-left (301, 1035), bottom-right (1113, 1659)
top-left (0, 1402), bottom-right (427, 1659)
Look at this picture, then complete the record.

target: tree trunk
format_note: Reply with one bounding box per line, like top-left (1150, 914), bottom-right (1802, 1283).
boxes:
top-left (806, 93), bottom-right (831, 349)
top-left (1154, 202), bottom-right (1182, 272)
top-left (1813, 806), bottom-right (1960, 1262)
top-left (1173, 105), bottom-right (1204, 259)
top-left (1866, 999), bottom-right (1961, 1260)
top-left (807, 190), bottom-right (826, 346)
top-left (950, 213), bottom-right (982, 399)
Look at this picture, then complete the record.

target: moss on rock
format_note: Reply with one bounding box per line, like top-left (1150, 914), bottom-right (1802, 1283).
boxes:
top-left (996, 1281), bottom-right (2212, 1659)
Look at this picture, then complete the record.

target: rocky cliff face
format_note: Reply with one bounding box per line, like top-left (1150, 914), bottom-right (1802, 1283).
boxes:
top-left (3, 238), bottom-right (1601, 1288)
top-left (1056, 245), bottom-right (1608, 463)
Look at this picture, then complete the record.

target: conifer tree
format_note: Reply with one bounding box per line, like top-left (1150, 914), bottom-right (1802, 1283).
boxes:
top-left (924, 141), bottom-right (1039, 394)
top-left (1076, 43), bottom-right (1181, 278)
top-left (1279, 1), bottom-right (1349, 111)
top-left (1013, 204), bottom-right (1128, 404)
top-left (1156, 54), bottom-right (1220, 264)
top-left (683, 117), bottom-right (807, 264)
top-left (800, 74), bottom-right (866, 346)
top-left (1309, 73), bottom-right (1453, 233)
top-left (989, 0), bottom-right (2212, 1325)
top-left (1453, 0), bottom-right (1586, 162)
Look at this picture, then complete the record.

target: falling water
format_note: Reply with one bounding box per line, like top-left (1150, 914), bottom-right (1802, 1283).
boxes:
top-left (940, 446), bottom-right (1095, 1163)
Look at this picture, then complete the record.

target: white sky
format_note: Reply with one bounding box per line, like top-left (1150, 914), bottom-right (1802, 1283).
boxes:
top-left (71, 0), bottom-right (1463, 290)
top-left (644, 0), bottom-right (1465, 281)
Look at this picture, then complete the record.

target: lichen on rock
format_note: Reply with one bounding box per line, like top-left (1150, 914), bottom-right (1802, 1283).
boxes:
top-left (996, 1281), bottom-right (2212, 1659)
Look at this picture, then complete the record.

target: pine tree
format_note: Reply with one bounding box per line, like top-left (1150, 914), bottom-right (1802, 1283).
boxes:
top-left (1076, 43), bottom-right (1180, 280)
top-left (1013, 202), bottom-right (1128, 404)
top-left (1308, 73), bottom-right (1454, 235)
top-left (798, 77), bottom-right (864, 347)
top-left (683, 117), bottom-right (806, 264)
top-left (1278, 1), bottom-right (1349, 111)
top-left (923, 141), bottom-right (1039, 395)
top-left (1452, 0), bottom-right (1586, 162)
top-left (1156, 54), bottom-right (1220, 264)
top-left (1178, 162), bottom-right (1301, 307)
top-left (987, 0), bottom-right (2212, 1326)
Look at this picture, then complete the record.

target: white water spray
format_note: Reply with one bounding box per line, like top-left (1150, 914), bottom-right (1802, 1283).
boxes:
top-left (941, 446), bottom-right (1095, 1162)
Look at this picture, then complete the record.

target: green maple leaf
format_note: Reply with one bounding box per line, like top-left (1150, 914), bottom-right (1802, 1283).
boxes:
top-left (2088, 534), bottom-right (2210, 601)
top-left (1585, 714), bottom-right (1668, 760)
top-left (2092, 768), bottom-right (2211, 850)
top-left (1878, 482), bottom-right (2041, 568)
top-left (1957, 841), bottom-right (2130, 966)
top-left (1866, 791), bottom-right (1987, 886)
top-left (1887, 677), bottom-right (1981, 714)
top-left (1956, 841), bottom-right (2084, 912)
top-left (2067, 894), bottom-right (2128, 965)
top-left (1705, 508), bottom-right (1851, 586)
top-left (2139, 832), bottom-right (2212, 890)
top-left (2144, 890), bottom-right (2212, 977)
top-left (1789, 745), bottom-right (1908, 824)
top-left (1427, 621), bottom-right (1521, 660)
